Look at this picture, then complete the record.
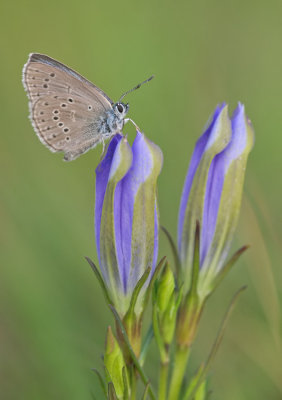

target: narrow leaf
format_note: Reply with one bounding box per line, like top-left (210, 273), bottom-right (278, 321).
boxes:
top-left (91, 368), bottom-right (107, 398)
top-left (205, 286), bottom-right (247, 370)
top-left (142, 384), bottom-right (150, 400)
top-left (212, 246), bottom-right (249, 290)
top-left (85, 257), bottom-right (113, 306)
top-left (161, 226), bottom-right (181, 277)
top-left (184, 286), bottom-right (247, 400)
top-left (190, 221), bottom-right (200, 295)
top-left (139, 325), bottom-right (154, 366)
top-left (90, 390), bottom-right (98, 400)
top-left (127, 266), bottom-right (151, 316)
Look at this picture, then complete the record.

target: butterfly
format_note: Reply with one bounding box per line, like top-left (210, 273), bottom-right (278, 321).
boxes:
top-left (22, 53), bottom-right (153, 161)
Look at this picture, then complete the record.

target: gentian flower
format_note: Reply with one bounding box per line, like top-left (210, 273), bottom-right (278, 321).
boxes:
top-left (178, 103), bottom-right (254, 298)
top-left (95, 131), bottom-right (163, 319)
top-left (167, 104), bottom-right (254, 400)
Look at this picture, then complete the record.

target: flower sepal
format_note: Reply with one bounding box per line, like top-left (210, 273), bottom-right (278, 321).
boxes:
top-left (85, 256), bottom-right (114, 306)
top-left (115, 257), bottom-right (166, 361)
top-left (108, 383), bottom-right (118, 400)
top-left (118, 266), bottom-right (152, 359)
top-left (176, 291), bottom-right (203, 348)
top-left (207, 244), bottom-right (250, 295)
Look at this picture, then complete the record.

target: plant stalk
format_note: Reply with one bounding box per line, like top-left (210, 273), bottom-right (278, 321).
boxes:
top-left (167, 345), bottom-right (190, 400)
top-left (158, 361), bottom-right (169, 400)
top-left (130, 367), bottom-right (137, 400)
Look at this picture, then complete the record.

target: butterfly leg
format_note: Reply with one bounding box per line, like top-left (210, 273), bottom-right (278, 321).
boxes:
top-left (124, 118), bottom-right (141, 132)
top-left (102, 137), bottom-right (106, 154)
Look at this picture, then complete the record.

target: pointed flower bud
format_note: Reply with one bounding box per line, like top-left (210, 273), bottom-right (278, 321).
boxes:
top-left (178, 103), bottom-right (254, 298)
top-left (104, 326), bottom-right (127, 399)
top-left (161, 289), bottom-right (181, 346)
top-left (156, 263), bottom-right (175, 314)
top-left (154, 264), bottom-right (181, 350)
top-left (95, 132), bottom-right (163, 317)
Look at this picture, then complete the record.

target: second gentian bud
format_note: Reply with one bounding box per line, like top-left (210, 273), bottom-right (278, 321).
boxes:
top-left (153, 263), bottom-right (182, 361)
top-left (104, 326), bottom-right (128, 399)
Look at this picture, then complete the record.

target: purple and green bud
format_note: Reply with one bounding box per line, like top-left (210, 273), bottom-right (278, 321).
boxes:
top-left (95, 132), bottom-right (163, 317)
top-left (178, 103), bottom-right (254, 299)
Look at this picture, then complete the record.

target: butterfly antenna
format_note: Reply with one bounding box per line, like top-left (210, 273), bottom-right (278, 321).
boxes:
top-left (119, 75), bottom-right (154, 102)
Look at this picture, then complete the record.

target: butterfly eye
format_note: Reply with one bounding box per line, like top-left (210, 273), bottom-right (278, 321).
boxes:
top-left (117, 104), bottom-right (124, 113)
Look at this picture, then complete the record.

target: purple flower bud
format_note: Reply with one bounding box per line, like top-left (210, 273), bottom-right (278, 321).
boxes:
top-left (178, 104), bottom-right (254, 296)
top-left (95, 132), bottom-right (163, 316)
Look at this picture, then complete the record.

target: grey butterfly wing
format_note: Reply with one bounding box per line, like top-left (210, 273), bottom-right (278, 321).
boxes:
top-left (22, 53), bottom-right (114, 161)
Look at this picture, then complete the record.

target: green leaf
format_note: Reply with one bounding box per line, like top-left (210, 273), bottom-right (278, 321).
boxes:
top-left (142, 384), bottom-right (150, 400)
top-left (161, 226), bottom-right (181, 279)
top-left (85, 257), bottom-right (113, 306)
top-left (212, 245), bottom-right (249, 290)
top-left (139, 325), bottom-right (154, 366)
top-left (91, 368), bottom-right (107, 398)
top-left (184, 286), bottom-right (247, 400)
top-left (190, 221), bottom-right (200, 296)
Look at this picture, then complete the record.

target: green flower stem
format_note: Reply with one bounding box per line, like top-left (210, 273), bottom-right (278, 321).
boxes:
top-left (130, 367), bottom-right (137, 400)
top-left (168, 345), bottom-right (190, 400)
top-left (158, 361), bottom-right (169, 400)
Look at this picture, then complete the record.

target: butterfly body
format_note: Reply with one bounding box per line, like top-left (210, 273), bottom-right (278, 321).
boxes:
top-left (97, 103), bottom-right (129, 135)
top-left (22, 53), bottom-right (129, 161)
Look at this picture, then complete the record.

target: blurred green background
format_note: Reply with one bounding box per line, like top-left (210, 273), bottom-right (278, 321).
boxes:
top-left (1, 0), bottom-right (281, 398)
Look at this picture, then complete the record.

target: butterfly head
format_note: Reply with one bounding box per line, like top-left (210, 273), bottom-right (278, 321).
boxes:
top-left (113, 102), bottom-right (129, 120)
